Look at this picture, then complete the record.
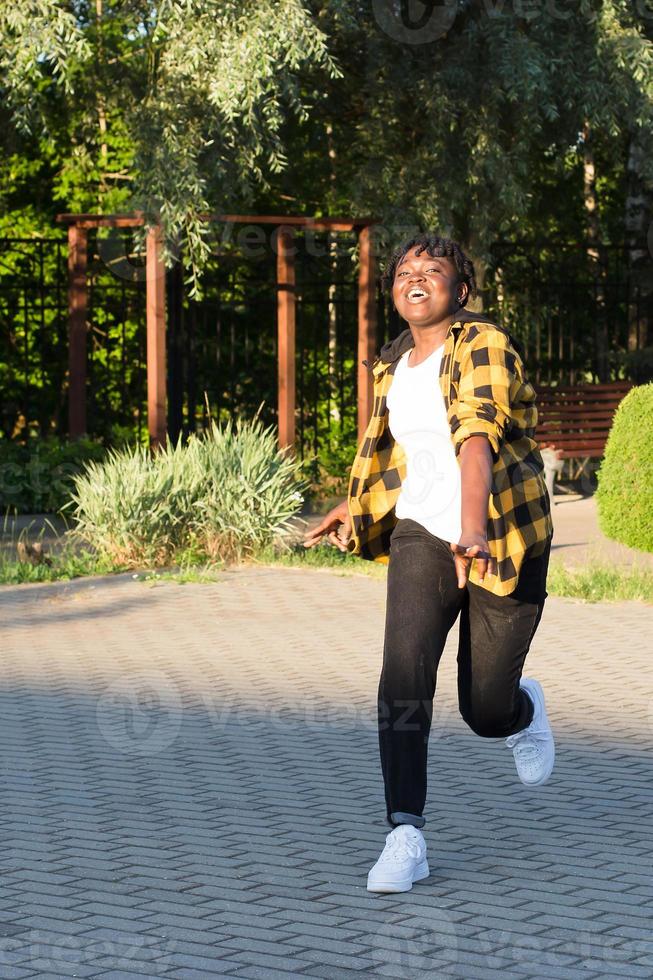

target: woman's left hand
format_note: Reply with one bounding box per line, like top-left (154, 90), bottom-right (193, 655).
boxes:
top-left (450, 531), bottom-right (496, 588)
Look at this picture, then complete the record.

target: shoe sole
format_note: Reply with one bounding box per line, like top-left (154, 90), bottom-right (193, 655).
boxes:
top-left (366, 858), bottom-right (430, 893)
top-left (519, 678), bottom-right (555, 786)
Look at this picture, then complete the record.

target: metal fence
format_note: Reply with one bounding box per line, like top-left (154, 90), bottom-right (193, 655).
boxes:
top-left (0, 232), bottom-right (148, 444)
top-left (0, 233), bottom-right (647, 459)
top-left (0, 237), bottom-right (68, 439)
top-left (86, 227), bottom-right (148, 441)
top-left (167, 231), bottom-right (366, 477)
top-left (485, 241), bottom-right (648, 385)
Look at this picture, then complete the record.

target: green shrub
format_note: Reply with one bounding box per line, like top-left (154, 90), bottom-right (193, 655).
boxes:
top-left (622, 346), bottom-right (653, 385)
top-left (596, 383), bottom-right (653, 553)
top-left (0, 436), bottom-right (108, 514)
top-left (64, 416), bottom-right (309, 567)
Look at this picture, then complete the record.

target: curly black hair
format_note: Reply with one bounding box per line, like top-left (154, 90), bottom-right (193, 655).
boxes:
top-left (380, 232), bottom-right (477, 306)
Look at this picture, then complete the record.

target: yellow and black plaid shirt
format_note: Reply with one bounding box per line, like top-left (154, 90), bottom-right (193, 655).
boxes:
top-left (346, 310), bottom-right (553, 596)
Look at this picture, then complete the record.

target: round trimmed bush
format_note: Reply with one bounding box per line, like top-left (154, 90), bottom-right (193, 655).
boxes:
top-left (596, 383), bottom-right (653, 553)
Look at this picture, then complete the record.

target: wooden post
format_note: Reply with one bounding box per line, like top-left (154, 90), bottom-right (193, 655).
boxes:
top-left (357, 224), bottom-right (377, 442)
top-left (67, 224), bottom-right (88, 438)
top-left (146, 225), bottom-right (167, 450)
top-left (276, 226), bottom-right (296, 451)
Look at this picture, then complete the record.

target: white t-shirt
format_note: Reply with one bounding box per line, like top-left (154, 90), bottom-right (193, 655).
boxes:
top-left (386, 345), bottom-right (462, 545)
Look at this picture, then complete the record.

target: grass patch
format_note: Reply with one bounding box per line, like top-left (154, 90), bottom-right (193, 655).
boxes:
top-left (2, 519), bottom-right (651, 604)
top-left (546, 560), bottom-right (653, 604)
top-left (0, 540), bottom-right (120, 584)
top-left (130, 541), bottom-right (389, 585)
top-left (0, 512), bottom-right (130, 583)
top-left (251, 541), bottom-right (388, 578)
top-left (132, 562), bottom-right (228, 585)
top-left (257, 549), bottom-right (653, 601)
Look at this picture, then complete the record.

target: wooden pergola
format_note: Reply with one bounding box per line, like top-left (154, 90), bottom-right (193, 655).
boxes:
top-left (56, 212), bottom-right (379, 451)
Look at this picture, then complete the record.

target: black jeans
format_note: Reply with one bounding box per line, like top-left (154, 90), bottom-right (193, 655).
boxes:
top-left (378, 518), bottom-right (551, 829)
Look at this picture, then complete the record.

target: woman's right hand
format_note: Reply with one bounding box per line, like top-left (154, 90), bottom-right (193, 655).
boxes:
top-left (302, 498), bottom-right (352, 552)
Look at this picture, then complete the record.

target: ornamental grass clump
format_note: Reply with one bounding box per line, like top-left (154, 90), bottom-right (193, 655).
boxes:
top-left (64, 416), bottom-right (308, 568)
top-left (596, 383), bottom-right (653, 554)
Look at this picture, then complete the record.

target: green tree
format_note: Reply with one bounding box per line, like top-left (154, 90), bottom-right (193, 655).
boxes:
top-left (3, 2), bottom-right (652, 278)
top-left (0, 0), bottom-right (344, 284)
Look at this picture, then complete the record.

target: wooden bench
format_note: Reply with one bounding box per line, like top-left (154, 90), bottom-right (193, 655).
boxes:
top-left (534, 381), bottom-right (633, 501)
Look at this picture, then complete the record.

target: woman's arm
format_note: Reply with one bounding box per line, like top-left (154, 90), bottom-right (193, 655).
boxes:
top-left (447, 328), bottom-right (518, 587)
top-left (460, 434), bottom-right (493, 537)
top-left (450, 435), bottom-right (497, 587)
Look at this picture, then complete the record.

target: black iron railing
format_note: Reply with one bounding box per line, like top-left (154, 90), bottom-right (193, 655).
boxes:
top-left (0, 234), bottom-right (648, 473)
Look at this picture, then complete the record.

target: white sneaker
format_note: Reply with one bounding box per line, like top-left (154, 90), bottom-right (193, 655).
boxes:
top-left (505, 677), bottom-right (555, 786)
top-left (367, 824), bottom-right (429, 893)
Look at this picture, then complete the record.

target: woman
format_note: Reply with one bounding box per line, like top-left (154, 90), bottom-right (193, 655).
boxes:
top-left (304, 233), bottom-right (554, 894)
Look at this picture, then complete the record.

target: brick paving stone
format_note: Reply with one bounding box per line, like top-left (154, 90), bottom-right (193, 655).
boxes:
top-left (221, 937), bottom-right (310, 958)
top-left (579, 964), bottom-right (653, 979)
top-left (289, 948), bottom-right (372, 971)
top-left (1, 568), bottom-right (652, 979)
top-left (274, 920), bottom-right (365, 942)
top-left (22, 965), bottom-right (101, 979)
top-left (267, 909), bottom-right (351, 930)
top-left (300, 969), bottom-right (379, 980)
top-left (94, 974), bottom-right (170, 980)
top-left (15, 905), bottom-right (92, 923)
top-left (214, 923), bottom-right (305, 945)
top-left (231, 968), bottom-right (311, 980)
top-left (93, 971), bottom-right (182, 980)
top-left (166, 950), bottom-right (252, 973)
top-left (17, 921), bottom-right (93, 939)
top-left (220, 950), bottom-right (314, 973)
top-left (433, 898), bottom-right (537, 919)
top-left (257, 897), bottom-right (345, 916)
top-left (361, 966), bottom-right (460, 980)
top-left (508, 968), bottom-right (601, 980)
top-left (205, 911), bottom-right (295, 930)
top-left (0, 969), bottom-right (40, 979)
top-left (112, 924), bottom-right (220, 948)
top-left (161, 970), bottom-right (241, 980)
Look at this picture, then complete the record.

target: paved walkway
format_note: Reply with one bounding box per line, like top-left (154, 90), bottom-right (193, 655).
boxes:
top-left (0, 566), bottom-right (652, 979)
top-left (546, 495), bottom-right (653, 570)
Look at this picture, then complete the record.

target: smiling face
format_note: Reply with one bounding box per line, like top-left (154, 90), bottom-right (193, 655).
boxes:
top-left (392, 247), bottom-right (468, 327)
